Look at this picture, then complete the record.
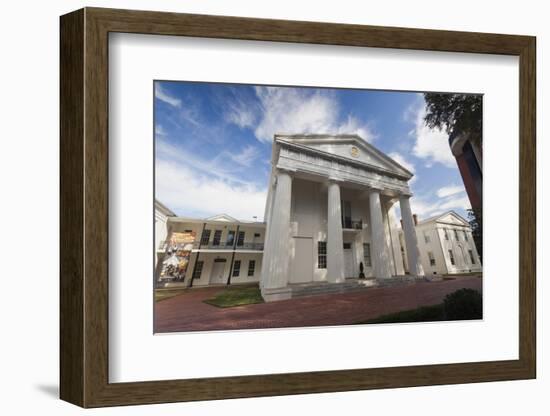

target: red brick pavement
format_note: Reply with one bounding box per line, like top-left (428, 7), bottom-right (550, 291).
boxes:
top-left (154, 276), bottom-right (482, 333)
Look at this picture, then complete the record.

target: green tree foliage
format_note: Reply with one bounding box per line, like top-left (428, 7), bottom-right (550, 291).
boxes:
top-left (467, 208), bottom-right (483, 263)
top-left (423, 93), bottom-right (482, 146)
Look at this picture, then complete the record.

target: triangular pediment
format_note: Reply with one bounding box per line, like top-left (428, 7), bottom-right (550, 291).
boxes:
top-left (275, 134), bottom-right (413, 179)
top-left (206, 213), bottom-right (238, 222)
top-left (420, 211), bottom-right (469, 226)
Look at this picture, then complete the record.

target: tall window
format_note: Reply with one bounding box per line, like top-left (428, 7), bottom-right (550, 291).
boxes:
top-left (192, 261), bottom-right (204, 280)
top-left (444, 229), bottom-right (449, 240)
top-left (226, 230), bottom-right (235, 246)
top-left (248, 260), bottom-right (256, 276)
top-left (428, 251), bottom-right (436, 266)
top-left (424, 231), bottom-right (430, 244)
top-left (469, 249), bottom-right (476, 264)
top-left (363, 243), bottom-right (372, 267)
top-left (200, 229), bottom-right (211, 245)
top-left (237, 231), bottom-right (245, 246)
top-left (232, 260), bottom-right (241, 277)
top-left (318, 241), bottom-right (327, 269)
top-left (463, 230), bottom-right (468, 241)
top-left (212, 230), bottom-right (222, 246)
top-left (341, 200), bottom-right (352, 228)
top-left (448, 249), bottom-right (455, 266)
top-left (454, 229), bottom-right (459, 241)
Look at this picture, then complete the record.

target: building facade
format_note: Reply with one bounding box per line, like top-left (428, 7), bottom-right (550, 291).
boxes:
top-left (260, 134), bottom-right (424, 301)
top-left (399, 211), bottom-right (482, 276)
top-left (156, 213), bottom-right (265, 287)
top-left (449, 132), bottom-right (482, 211)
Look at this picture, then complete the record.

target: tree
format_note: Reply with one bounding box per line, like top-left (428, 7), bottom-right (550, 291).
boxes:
top-left (467, 208), bottom-right (482, 263)
top-left (423, 93), bottom-right (482, 147)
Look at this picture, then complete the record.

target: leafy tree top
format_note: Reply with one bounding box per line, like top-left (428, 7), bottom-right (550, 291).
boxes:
top-left (423, 93), bottom-right (482, 145)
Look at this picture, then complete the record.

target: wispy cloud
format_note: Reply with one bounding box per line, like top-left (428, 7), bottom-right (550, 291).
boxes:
top-left (155, 84), bottom-right (181, 108)
top-left (227, 145), bottom-right (260, 167)
top-left (408, 189), bottom-right (470, 220)
top-left (242, 86), bottom-right (376, 143)
top-left (156, 139), bottom-right (253, 186)
top-left (156, 160), bottom-right (267, 221)
top-left (406, 96), bottom-right (455, 168)
top-left (388, 152), bottom-right (417, 183)
top-left (436, 184), bottom-right (464, 198)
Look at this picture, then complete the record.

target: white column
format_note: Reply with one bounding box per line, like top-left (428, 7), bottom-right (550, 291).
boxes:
top-left (327, 180), bottom-right (345, 283)
top-left (369, 189), bottom-right (392, 279)
top-left (399, 194), bottom-right (425, 276)
top-left (261, 170), bottom-right (293, 290)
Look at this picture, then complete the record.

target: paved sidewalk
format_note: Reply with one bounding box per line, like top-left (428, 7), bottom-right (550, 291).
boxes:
top-left (154, 276), bottom-right (482, 333)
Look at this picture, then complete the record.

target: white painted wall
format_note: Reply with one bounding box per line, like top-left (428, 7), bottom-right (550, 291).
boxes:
top-left (401, 218), bottom-right (482, 276)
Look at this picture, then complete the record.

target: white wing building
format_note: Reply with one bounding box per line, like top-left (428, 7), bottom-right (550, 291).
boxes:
top-left (399, 211), bottom-right (482, 276)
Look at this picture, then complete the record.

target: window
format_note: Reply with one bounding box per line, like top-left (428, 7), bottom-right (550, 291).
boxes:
top-left (444, 229), bottom-right (449, 240)
top-left (424, 232), bottom-right (430, 244)
top-left (237, 231), bottom-right (245, 246)
top-left (363, 243), bottom-right (371, 267)
top-left (254, 233), bottom-right (261, 237)
top-left (464, 230), bottom-right (468, 241)
top-left (343, 242), bottom-right (351, 249)
top-left (212, 230), bottom-right (222, 246)
top-left (200, 229), bottom-right (211, 245)
top-left (469, 249), bottom-right (476, 264)
top-left (192, 261), bottom-right (204, 280)
top-left (248, 260), bottom-right (256, 276)
top-left (454, 229), bottom-right (459, 241)
top-left (232, 260), bottom-right (241, 277)
top-left (428, 251), bottom-right (436, 266)
top-left (226, 230), bottom-right (235, 246)
top-left (318, 241), bottom-right (327, 269)
top-left (448, 249), bottom-right (455, 265)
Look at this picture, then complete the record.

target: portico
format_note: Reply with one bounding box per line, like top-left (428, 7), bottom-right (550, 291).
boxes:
top-left (260, 134), bottom-right (424, 302)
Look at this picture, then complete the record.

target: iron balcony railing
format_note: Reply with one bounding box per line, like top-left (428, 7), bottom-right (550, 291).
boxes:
top-left (342, 219), bottom-right (363, 230)
top-left (192, 241), bottom-right (264, 251)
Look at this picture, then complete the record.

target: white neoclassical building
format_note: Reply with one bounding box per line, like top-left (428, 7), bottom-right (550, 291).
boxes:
top-left (399, 211), bottom-right (482, 276)
top-left (155, 134), bottom-right (428, 302)
top-left (259, 134), bottom-right (424, 301)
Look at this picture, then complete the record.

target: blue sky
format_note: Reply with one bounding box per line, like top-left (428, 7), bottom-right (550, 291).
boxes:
top-left (154, 81), bottom-right (471, 222)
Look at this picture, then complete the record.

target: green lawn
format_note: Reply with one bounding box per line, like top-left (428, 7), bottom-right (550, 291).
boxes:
top-left (203, 284), bottom-right (264, 308)
top-left (155, 288), bottom-right (188, 302)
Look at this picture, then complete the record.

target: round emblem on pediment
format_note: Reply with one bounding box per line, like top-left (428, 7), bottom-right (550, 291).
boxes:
top-left (350, 146), bottom-right (359, 158)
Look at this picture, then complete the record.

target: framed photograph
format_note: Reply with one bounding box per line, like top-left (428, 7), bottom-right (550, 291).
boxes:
top-left (60, 7), bottom-right (536, 408)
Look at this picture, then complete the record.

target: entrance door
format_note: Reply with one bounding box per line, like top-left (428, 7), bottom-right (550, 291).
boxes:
top-left (290, 237), bottom-right (313, 284)
top-left (343, 243), bottom-right (355, 278)
top-left (210, 259), bottom-right (226, 284)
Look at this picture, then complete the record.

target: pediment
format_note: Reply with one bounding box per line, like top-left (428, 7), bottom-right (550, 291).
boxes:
top-left (433, 211), bottom-right (469, 226)
top-left (206, 213), bottom-right (238, 222)
top-left (276, 134), bottom-right (413, 179)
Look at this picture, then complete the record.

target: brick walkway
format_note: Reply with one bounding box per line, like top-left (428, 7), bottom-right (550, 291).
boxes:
top-left (154, 276), bottom-right (482, 333)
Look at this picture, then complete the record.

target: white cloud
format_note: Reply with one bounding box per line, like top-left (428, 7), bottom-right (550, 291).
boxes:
top-left (252, 86), bottom-right (375, 143)
top-left (409, 192), bottom-right (470, 220)
top-left (155, 84), bottom-right (181, 108)
top-left (436, 184), bottom-right (464, 198)
top-left (156, 139), bottom-right (251, 186)
top-left (155, 125), bottom-right (167, 136)
top-left (388, 152), bottom-right (417, 183)
top-left (407, 99), bottom-right (456, 168)
top-left (228, 145), bottom-right (260, 167)
top-left (224, 98), bottom-right (257, 129)
top-left (156, 160), bottom-right (267, 221)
